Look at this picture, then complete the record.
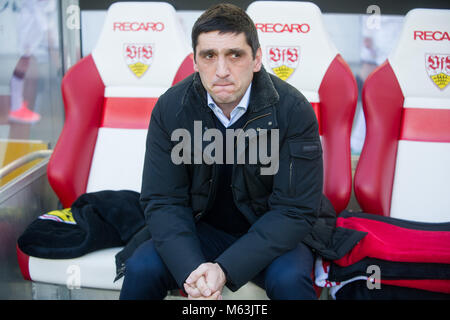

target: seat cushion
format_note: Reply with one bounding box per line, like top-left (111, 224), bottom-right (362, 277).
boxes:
top-left (18, 246), bottom-right (123, 290)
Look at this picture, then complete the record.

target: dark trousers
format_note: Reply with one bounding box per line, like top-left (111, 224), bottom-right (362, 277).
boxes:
top-left (119, 222), bottom-right (316, 300)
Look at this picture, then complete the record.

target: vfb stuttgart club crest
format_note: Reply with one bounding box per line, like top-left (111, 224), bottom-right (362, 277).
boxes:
top-left (124, 43), bottom-right (154, 78)
top-left (267, 46), bottom-right (300, 81)
top-left (425, 54), bottom-right (450, 90)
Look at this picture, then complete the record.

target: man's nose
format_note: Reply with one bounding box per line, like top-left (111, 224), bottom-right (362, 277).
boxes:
top-left (216, 56), bottom-right (230, 78)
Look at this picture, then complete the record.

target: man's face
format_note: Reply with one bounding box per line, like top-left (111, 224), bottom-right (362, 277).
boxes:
top-left (194, 31), bottom-right (262, 110)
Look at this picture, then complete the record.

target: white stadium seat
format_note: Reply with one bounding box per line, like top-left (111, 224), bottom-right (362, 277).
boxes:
top-left (17, 1), bottom-right (194, 290)
top-left (354, 8), bottom-right (450, 222)
top-left (247, 1), bottom-right (358, 214)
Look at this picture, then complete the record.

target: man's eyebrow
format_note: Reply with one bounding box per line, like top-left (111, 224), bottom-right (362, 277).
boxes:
top-left (227, 48), bottom-right (246, 55)
top-left (198, 48), bottom-right (247, 56)
top-left (198, 49), bottom-right (217, 56)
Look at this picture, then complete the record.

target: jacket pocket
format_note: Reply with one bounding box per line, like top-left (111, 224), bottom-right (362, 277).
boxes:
top-left (288, 139), bottom-right (322, 195)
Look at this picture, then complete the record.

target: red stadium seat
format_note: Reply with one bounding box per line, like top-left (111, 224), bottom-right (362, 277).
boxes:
top-left (247, 1), bottom-right (358, 299)
top-left (319, 8), bottom-right (450, 299)
top-left (247, 1), bottom-right (358, 215)
top-left (354, 8), bottom-right (450, 222)
top-left (17, 2), bottom-right (194, 290)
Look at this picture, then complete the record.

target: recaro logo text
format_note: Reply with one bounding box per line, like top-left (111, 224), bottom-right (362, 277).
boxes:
top-left (414, 30), bottom-right (450, 41)
top-left (255, 23), bottom-right (310, 33)
top-left (113, 22), bottom-right (165, 32)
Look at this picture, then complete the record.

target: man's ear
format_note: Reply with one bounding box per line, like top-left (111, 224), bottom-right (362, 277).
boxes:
top-left (253, 47), bottom-right (262, 72)
top-left (193, 54), bottom-right (199, 72)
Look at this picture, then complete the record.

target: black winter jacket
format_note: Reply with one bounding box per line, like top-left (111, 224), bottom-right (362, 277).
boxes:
top-left (140, 66), bottom-right (365, 291)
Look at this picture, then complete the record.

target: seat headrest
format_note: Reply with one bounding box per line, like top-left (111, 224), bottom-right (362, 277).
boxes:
top-left (92, 2), bottom-right (192, 89)
top-left (388, 9), bottom-right (450, 105)
top-left (247, 1), bottom-right (338, 99)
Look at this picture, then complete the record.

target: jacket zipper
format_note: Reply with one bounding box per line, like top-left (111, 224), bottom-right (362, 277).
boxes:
top-left (231, 112), bottom-right (272, 214)
top-left (234, 112), bottom-right (272, 148)
top-left (196, 112), bottom-right (219, 221)
top-left (242, 112), bottom-right (272, 130)
top-left (289, 159), bottom-right (293, 195)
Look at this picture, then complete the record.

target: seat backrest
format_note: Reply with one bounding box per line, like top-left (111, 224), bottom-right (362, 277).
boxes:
top-left (354, 9), bottom-right (450, 222)
top-left (247, 1), bottom-right (357, 213)
top-left (48, 2), bottom-right (194, 208)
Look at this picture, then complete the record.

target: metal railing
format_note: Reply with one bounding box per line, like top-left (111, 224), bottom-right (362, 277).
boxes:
top-left (0, 150), bottom-right (53, 180)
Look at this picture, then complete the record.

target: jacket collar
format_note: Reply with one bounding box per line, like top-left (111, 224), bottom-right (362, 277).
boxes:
top-left (182, 65), bottom-right (279, 114)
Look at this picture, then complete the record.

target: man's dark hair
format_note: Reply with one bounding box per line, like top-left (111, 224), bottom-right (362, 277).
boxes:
top-left (191, 3), bottom-right (260, 60)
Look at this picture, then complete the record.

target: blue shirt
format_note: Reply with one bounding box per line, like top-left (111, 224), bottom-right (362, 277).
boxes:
top-left (207, 83), bottom-right (252, 128)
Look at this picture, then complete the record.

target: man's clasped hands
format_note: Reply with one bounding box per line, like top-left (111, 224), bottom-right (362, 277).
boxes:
top-left (183, 262), bottom-right (227, 300)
